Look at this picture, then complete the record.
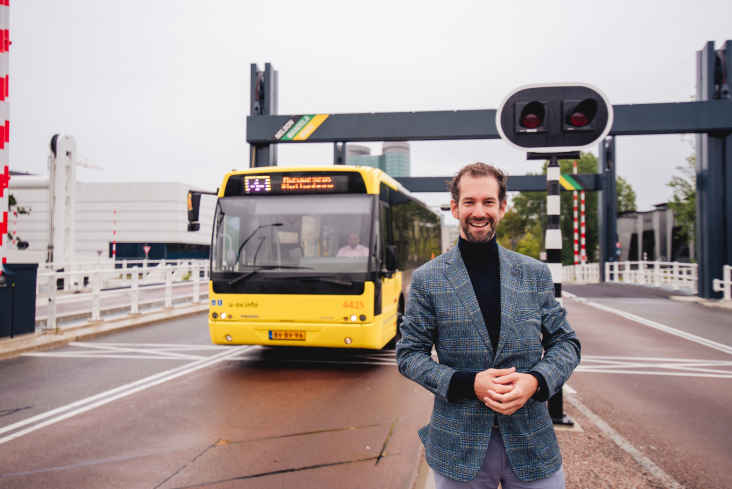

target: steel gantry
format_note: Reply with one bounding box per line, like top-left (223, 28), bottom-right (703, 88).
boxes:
top-left (246, 40), bottom-right (732, 298)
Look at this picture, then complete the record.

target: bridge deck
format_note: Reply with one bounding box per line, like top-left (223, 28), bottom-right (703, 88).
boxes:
top-left (0, 283), bottom-right (729, 488)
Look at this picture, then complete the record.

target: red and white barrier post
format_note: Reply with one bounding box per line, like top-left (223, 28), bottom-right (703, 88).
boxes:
top-left (0, 0), bottom-right (8, 278)
top-left (0, 166), bottom-right (7, 277)
top-left (580, 185), bottom-right (586, 264)
top-left (573, 161), bottom-right (579, 266)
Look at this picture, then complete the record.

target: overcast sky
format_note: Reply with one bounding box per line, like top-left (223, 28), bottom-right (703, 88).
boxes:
top-left (10, 0), bottom-right (731, 216)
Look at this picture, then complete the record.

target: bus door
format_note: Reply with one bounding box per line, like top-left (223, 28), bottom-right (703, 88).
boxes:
top-left (379, 202), bottom-right (399, 334)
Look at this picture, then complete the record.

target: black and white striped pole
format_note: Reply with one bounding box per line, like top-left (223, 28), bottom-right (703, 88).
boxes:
top-left (546, 156), bottom-right (562, 306)
top-left (496, 82), bottom-right (613, 427)
top-left (545, 154), bottom-right (574, 425)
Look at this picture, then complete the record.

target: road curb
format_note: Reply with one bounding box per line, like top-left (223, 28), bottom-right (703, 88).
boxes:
top-left (0, 303), bottom-right (209, 361)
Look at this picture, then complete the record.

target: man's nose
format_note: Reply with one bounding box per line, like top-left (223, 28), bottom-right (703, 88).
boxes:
top-left (471, 206), bottom-right (486, 219)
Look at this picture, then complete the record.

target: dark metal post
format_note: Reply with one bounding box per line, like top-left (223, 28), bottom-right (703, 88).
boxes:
top-left (249, 63), bottom-right (278, 168)
top-left (333, 142), bottom-right (347, 165)
top-left (696, 41), bottom-right (732, 298)
top-left (598, 136), bottom-right (617, 282)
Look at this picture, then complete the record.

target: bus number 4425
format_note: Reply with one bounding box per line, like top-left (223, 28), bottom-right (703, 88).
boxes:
top-left (343, 301), bottom-right (364, 309)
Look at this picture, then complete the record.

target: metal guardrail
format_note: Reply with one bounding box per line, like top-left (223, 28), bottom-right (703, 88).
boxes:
top-left (712, 265), bottom-right (732, 301)
top-left (38, 260), bottom-right (210, 331)
top-left (604, 261), bottom-right (698, 293)
top-left (563, 264), bottom-right (600, 283)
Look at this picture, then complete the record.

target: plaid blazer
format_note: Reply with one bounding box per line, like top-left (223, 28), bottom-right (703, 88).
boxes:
top-left (396, 245), bottom-right (581, 483)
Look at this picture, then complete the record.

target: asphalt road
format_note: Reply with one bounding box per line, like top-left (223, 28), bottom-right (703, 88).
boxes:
top-left (564, 283), bottom-right (732, 489)
top-left (1, 282), bottom-right (730, 488)
top-left (0, 315), bottom-right (432, 488)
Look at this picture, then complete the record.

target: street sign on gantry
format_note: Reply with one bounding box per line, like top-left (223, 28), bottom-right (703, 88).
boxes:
top-left (496, 83), bottom-right (614, 153)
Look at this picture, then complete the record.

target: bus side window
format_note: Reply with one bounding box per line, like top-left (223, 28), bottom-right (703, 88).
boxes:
top-left (380, 203), bottom-right (391, 264)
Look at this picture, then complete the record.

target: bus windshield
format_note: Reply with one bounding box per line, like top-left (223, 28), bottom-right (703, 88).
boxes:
top-left (212, 195), bottom-right (374, 275)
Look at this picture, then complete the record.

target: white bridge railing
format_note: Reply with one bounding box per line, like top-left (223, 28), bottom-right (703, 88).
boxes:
top-left (38, 259), bottom-right (210, 331)
top-left (712, 265), bottom-right (732, 301)
top-left (563, 263), bottom-right (600, 283)
top-left (604, 260), bottom-right (698, 293)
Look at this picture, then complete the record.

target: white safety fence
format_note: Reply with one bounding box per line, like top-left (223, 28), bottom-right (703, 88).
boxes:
top-left (712, 265), bottom-right (732, 302)
top-left (604, 260), bottom-right (698, 293)
top-left (563, 263), bottom-right (600, 283)
top-left (37, 260), bottom-right (210, 331)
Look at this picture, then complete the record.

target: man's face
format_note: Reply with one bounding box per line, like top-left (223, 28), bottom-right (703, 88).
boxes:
top-left (347, 234), bottom-right (360, 248)
top-left (450, 174), bottom-right (507, 244)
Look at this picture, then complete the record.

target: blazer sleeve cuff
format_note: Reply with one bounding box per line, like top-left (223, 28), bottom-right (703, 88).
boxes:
top-left (528, 371), bottom-right (550, 402)
top-left (447, 372), bottom-right (478, 403)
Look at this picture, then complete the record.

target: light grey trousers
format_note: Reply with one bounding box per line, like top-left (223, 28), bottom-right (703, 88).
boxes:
top-left (432, 428), bottom-right (566, 489)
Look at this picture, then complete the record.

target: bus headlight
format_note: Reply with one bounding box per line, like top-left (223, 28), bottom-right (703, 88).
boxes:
top-left (350, 315), bottom-right (357, 322)
top-left (344, 337), bottom-right (352, 345)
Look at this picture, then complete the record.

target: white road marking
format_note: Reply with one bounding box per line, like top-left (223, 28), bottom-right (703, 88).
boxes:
top-left (22, 353), bottom-right (205, 361)
top-left (0, 345), bottom-right (255, 445)
top-left (565, 392), bottom-right (685, 489)
top-left (562, 291), bottom-right (732, 357)
top-left (22, 342), bottom-right (227, 361)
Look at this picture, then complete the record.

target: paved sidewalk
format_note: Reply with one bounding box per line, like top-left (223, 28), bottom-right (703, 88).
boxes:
top-left (0, 302), bottom-right (208, 360)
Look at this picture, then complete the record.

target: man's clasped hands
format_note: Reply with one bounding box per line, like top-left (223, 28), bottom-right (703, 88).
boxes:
top-left (474, 367), bottom-right (539, 415)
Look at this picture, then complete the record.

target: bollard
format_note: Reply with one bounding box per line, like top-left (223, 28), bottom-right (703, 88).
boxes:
top-left (672, 262), bottom-right (680, 291)
top-left (46, 272), bottom-right (57, 332)
top-left (165, 264), bottom-right (173, 308)
top-left (130, 266), bottom-right (140, 315)
top-left (613, 262), bottom-right (619, 283)
top-left (192, 262), bottom-right (200, 303)
top-left (90, 270), bottom-right (102, 322)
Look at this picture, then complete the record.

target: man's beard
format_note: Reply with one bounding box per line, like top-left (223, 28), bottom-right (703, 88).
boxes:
top-left (461, 218), bottom-right (496, 244)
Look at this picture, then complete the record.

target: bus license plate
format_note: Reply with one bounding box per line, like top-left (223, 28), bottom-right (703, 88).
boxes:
top-left (269, 330), bottom-right (306, 341)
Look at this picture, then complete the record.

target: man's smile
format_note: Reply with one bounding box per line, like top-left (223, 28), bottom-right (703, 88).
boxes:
top-left (469, 222), bottom-right (489, 228)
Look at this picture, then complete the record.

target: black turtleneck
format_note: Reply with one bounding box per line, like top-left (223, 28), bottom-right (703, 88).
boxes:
top-left (459, 235), bottom-right (502, 350)
top-left (447, 235), bottom-right (549, 404)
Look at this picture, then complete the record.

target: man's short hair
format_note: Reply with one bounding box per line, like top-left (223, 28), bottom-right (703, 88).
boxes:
top-left (447, 162), bottom-right (509, 204)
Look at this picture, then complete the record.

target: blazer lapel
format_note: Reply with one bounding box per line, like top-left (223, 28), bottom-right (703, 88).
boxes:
top-left (494, 247), bottom-right (519, 362)
top-left (444, 247), bottom-right (493, 354)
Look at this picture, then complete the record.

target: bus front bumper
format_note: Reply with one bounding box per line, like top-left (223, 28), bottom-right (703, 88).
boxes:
top-left (208, 316), bottom-right (397, 350)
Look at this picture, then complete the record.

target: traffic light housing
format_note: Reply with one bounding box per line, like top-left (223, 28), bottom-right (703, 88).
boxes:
top-left (187, 191), bottom-right (201, 232)
top-left (497, 83), bottom-right (613, 153)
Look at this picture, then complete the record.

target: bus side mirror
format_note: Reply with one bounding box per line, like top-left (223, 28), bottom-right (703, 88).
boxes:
top-left (187, 191), bottom-right (202, 232)
top-left (386, 246), bottom-right (398, 272)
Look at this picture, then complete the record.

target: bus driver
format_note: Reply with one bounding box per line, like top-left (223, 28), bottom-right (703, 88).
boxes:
top-left (336, 233), bottom-right (370, 258)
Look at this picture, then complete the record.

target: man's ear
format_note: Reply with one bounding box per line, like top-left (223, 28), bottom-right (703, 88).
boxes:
top-left (450, 199), bottom-right (459, 220)
top-left (499, 199), bottom-right (507, 220)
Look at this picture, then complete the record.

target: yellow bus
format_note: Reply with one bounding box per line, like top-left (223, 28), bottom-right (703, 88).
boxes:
top-left (187, 166), bottom-right (441, 349)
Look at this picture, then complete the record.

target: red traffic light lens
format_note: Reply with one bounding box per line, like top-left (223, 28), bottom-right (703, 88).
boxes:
top-left (567, 99), bottom-right (598, 127)
top-left (570, 112), bottom-right (589, 127)
top-left (520, 102), bottom-right (545, 129)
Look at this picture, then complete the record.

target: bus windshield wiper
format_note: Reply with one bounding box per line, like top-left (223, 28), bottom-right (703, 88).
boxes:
top-left (227, 265), bottom-right (312, 286)
top-left (266, 275), bottom-right (353, 287)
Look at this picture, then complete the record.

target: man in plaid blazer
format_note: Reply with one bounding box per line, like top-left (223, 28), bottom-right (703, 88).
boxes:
top-left (397, 163), bottom-right (581, 488)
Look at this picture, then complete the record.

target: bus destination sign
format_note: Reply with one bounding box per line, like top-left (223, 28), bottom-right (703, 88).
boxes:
top-left (281, 176), bottom-right (334, 191)
top-left (229, 171), bottom-right (367, 196)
